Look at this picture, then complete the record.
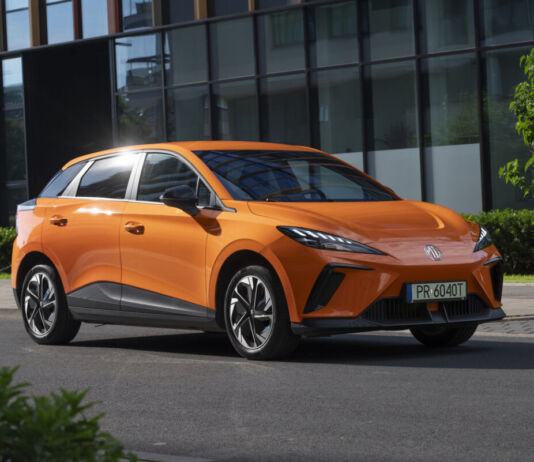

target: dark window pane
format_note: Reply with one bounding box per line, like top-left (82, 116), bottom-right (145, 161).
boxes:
top-left (366, 60), bottom-right (420, 200)
top-left (195, 150), bottom-right (397, 202)
top-left (46, 1), bottom-right (74, 44)
top-left (311, 67), bottom-right (362, 165)
top-left (256, 0), bottom-right (290, 9)
top-left (311, 1), bottom-right (358, 67)
top-left (213, 79), bottom-right (259, 141)
top-left (122, 0), bottom-right (152, 30)
top-left (258, 9), bottom-right (305, 74)
top-left (40, 162), bottom-right (86, 198)
top-left (419, 0), bottom-right (474, 53)
top-left (1, 185), bottom-right (27, 227)
top-left (118, 91), bottom-right (164, 144)
top-left (484, 46), bottom-right (534, 210)
top-left (77, 155), bottom-right (135, 199)
top-left (210, 18), bottom-right (254, 79)
top-left (82, 0), bottom-right (108, 38)
top-left (138, 153), bottom-right (198, 202)
top-left (115, 34), bottom-right (162, 92)
top-left (366, 0), bottom-right (414, 60)
top-left (163, 0), bottom-right (195, 24)
top-left (165, 26), bottom-right (207, 85)
top-left (422, 54), bottom-right (482, 213)
top-left (6, 0), bottom-right (28, 10)
top-left (167, 86), bottom-right (210, 141)
top-left (479, 0), bottom-right (534, 46)
top-left (207, 0), bottom-right (248, 17)
top-left (6, 10), bottom-right (30, 50)
top-left (261, 74), bottom-right (308, 145)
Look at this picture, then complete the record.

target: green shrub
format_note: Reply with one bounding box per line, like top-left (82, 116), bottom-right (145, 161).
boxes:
top-left (463, 209), bottom-right (534, 274)
top-left (0, 227), bottom-right (16, 272)
top-left (0, 366), bottom-right (137, 462)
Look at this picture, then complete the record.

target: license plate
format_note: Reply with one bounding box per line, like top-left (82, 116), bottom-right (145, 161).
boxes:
top-left (407, 281), bottom-right (467, 303)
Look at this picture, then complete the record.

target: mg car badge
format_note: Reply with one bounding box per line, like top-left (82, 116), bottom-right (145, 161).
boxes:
top-left (424, 245), bottom-right (442, 261)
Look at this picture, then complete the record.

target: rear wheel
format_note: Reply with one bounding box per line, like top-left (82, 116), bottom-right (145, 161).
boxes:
top-left (224, 265), bottom-right (299, 360)
top-left (410, 324), bottom-right (478, 347)
top-left (21, 264), bottom-right (81, 345)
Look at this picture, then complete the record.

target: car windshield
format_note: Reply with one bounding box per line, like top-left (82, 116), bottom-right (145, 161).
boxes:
top-left (194, 150), bottom-right (398, 202)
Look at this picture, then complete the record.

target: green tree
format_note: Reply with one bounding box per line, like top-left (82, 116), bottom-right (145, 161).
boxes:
top-left (500, 48), bottom-right (534, 198)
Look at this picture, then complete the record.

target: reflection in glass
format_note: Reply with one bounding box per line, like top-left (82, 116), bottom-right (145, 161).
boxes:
top-left (6, 9), bottom-right (30, 50)
top-left (115, 34), bottom-right (162, 92)
top-left (163, 0), bottom-right (195, 24)
top-left (258, 9), bottom-right (305, 74)
top-left (118, 91), bottom-right (164, 144)
top-left (311, 1), bottom-right (358, 68)
top-left (2, 186), bottom-right (28, 226)
top-left (167, 86), bottom-right (210, 141)
top-left (419, 0), bottom-right (475, 53)
top-left (311, 67), bottom-right (362, 161)
top-left (479, 0), bottom-right (534, 46)
top-left (366, 0), bottom-right (414, 60)
top-left (82, 0), bottom-right (108, 38)
top-left (210, 18), bottom-right (254, 80)
top-left (261, 74), bottom-right (309, 145)
top-left (207, 0), bottom-right (248, 17)
top-left (256, 0), bottom-right (290, 9)
top-left (6, 0), bottom-right (29, 9)
top-left (46, 1), bottom-right (74, 44)
top-left (422, 54), bottom-right (481, 213)
top-left (484, 46), bottom-right (534, 210)
top-left (165, 26), bottom-right (207, 85)
top-left (366, 61), bottom-right (420, 200)
top-left (213, 80), bottom-right (259, 141)
top-left (122, 0), bottom-right (153, 30)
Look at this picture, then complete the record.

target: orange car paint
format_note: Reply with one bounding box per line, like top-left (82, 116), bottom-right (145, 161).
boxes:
top-left (12, 141), bottom-right (503, 326)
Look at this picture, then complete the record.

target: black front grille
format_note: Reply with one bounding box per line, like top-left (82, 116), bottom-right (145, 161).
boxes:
top-left (361, 298), bottom-right (431, 324)
top-left (442, 295), bottom-right (489, 320)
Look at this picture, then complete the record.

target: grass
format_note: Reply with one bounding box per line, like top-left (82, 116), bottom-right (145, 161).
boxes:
top-left (0, 273), bottom-right (11, 279)
top-left (504, 274), bottom-right (534, 283)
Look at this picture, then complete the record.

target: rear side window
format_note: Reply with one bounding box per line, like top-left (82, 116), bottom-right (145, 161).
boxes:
top-left (77, 155), bottom-right (135, 199)
top-left (39, 162), bottom-right (86, 198)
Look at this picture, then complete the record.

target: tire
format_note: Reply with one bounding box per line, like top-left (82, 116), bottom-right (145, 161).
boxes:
top-left (21, 264), bottom-right (81, 345)
top-left (223, 265), bottom-right (299, 360)
top-left (410, 324), bottom-right (478, 347)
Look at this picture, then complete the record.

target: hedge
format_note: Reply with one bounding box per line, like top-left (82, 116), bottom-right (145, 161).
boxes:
top-left (0, 208), bottom-right (532, 275)
top-left (0, 227), bottom-right (16, 272)
top-left (463, 209), bottom-right (534, 275)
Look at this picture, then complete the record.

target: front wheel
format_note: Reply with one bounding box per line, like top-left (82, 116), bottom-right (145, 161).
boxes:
top-left (21, 264), bottom-right (81, 345)
top-left (410, 324), bottom-right (478, 347)
top-left (224, 265), bottom-right (299, 360)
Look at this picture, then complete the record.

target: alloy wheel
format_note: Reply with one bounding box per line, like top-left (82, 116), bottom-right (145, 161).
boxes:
top-left (24, 272), bottom-right (58, 338)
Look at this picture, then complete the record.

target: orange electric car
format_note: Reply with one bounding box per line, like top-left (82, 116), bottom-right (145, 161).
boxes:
top-left (11, 141), bottom-right (505, 359)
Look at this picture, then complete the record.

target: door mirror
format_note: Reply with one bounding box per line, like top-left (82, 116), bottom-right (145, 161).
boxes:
top-left (160, 185), bottom-right (199, 216)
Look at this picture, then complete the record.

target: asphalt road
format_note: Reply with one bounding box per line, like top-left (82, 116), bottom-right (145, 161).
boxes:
top-left (1, 314), bottom-right (533, 461)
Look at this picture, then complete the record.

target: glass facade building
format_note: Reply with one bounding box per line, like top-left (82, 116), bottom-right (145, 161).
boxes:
top-left (1, 0), bottom-right (534, 226)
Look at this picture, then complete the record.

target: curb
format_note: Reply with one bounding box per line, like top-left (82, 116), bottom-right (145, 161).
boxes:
top-left (123, 451), bottom-right (213, 462)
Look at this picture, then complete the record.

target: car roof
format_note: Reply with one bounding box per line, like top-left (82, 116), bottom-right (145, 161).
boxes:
top-left (62, 141), bottom-right (322, 170)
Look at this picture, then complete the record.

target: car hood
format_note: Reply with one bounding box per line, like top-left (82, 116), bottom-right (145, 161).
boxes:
top-left (248, 200), bottom-right (477, 254)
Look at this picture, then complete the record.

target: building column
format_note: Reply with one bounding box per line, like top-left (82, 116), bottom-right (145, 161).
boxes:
top-left (29, 0), bottom-right (42, 46)
top-left (153, 0), bottom-right (163, 26)
top-left (108, 0), bottom-right (121, 34)
top-left (72, 0), bottom-right (82, 39)
top-left (195, 0), bottom-right (208, 19)
top-left (248, 0), bottom-right (255, 11)
top-left (0, 1), bottom-right (5, 51)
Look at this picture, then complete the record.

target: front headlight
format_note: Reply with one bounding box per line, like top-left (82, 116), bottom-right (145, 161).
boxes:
top-left (277, 226), bottom-right (385, 254)
top-left (474, 226), bottom-right (492, 252)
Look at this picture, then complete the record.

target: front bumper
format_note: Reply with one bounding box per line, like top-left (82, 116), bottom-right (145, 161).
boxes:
top-left (291, 294), bottom-right (505, 336)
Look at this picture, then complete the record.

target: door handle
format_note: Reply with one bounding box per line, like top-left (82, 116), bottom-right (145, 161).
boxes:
top-left (124, 221), bottom-right (145, 235)
top-left (49, 215), bottom-right (68, 227)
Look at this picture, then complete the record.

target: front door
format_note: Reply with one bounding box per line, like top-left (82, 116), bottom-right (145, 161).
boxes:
top-left (120, 152), bottom-right (212, 316)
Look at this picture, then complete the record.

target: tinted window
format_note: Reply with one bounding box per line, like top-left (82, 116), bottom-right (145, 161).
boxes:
top-left (138, 153), bottom-right (210, 205)
top-left (194, 150), bottom-right (397, 202)
top-left (77, 156), bottom-right (135, 199)
top-left (39, 162), bottom-right (86, 198)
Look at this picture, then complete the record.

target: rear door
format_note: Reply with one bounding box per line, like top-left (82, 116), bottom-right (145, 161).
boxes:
top-left (119, 152), bottom-right (213, 316)
top-left (42, 153), bottom-right (139, 310)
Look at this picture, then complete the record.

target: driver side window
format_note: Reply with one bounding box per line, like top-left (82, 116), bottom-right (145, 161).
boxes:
top-left (137, 153), bottom-right (211, 206)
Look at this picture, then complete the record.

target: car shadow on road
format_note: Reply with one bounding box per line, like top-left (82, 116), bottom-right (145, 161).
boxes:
top-left (69, 329), bottom-right (534, 370)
